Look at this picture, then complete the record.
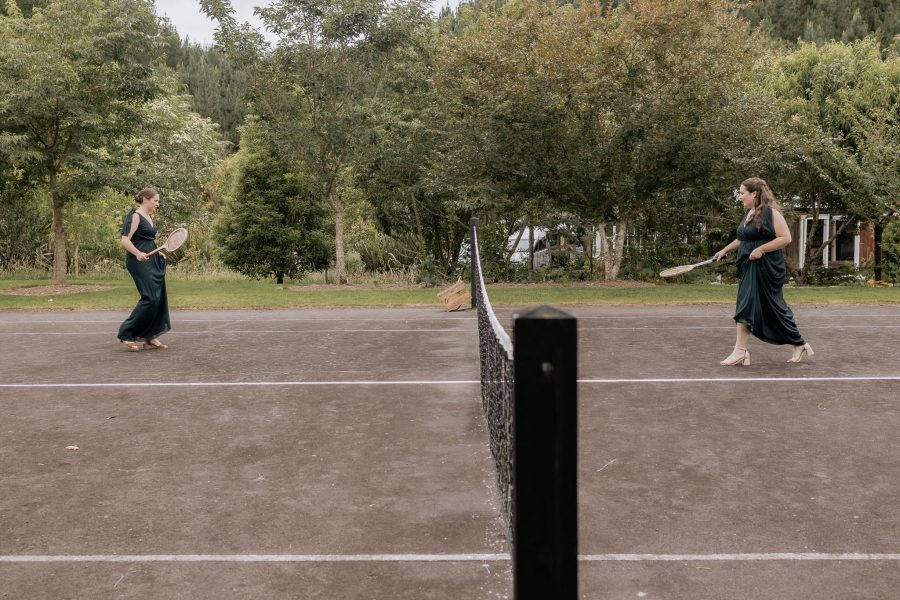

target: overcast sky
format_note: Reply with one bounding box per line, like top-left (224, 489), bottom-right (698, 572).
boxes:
top-left (155, 0), bottom-right (461, 46)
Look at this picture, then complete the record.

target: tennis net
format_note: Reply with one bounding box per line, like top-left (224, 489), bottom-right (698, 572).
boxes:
top-left (469, 218), bottom-right (578, 599)
top-left (469, 219), bottom-right (515, 538)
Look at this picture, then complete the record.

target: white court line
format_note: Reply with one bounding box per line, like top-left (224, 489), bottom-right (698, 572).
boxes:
top-left (577, 325), bottom-right (900, 330)
top-left (2, 324), bottom-right (899, 336)
top-left (2, 553), bottom-right (899, 563)
top-left (0, 380), bottom-right (481, 388)
top-left (579, 376), bottom-right (900, 384)
top-left (579, 553), bottom-right (900, 561)
top-left (2, 376), bottom-right (900, 389)
top-left (0, 328), bottom-right (471, 336)
top-left (0, 317), bottom-right (476, 325)
top-left (0, 553), bottom-right (507, 563)
top-left (0, 313), bottom-right (897, 325)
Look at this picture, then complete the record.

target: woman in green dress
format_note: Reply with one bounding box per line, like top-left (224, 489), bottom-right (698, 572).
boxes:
top-left (117, 187), bottom-right (171, 351)
top-left (713, 177), bottom-right (813, 366)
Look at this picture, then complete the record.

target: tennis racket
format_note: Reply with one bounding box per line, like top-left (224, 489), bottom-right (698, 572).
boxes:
top-left (659, 257), bottom-right (715, 278)
top-left (146, 227), bottom-right (188, 257)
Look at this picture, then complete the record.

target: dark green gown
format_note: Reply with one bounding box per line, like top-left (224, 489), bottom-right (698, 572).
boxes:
top-left (733, 206), bottom-right (805, 346)
top-left (117, 210), bottom-right (170, 342)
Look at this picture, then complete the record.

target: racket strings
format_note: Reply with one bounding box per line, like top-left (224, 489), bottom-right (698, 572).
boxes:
top-left (659, 264), bottom-right (694, 277)
top-left (164, 228), bottom-right (188, 251)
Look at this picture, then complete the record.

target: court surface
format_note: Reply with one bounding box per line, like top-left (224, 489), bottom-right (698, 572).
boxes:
top-left (1, 304), bottom-right (898, 599)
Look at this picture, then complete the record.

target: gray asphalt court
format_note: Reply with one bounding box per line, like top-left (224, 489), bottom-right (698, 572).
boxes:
top-left (1, 304), bottom-right (898, 599)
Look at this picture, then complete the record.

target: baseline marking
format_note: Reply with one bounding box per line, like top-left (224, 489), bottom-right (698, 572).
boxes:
top-left (0, 380), bottom-right (480, 388)
top-left (0, 328), bottom-right (473, 336)
top-left (2, 553), bottom-right (899, 563)
top-left (580, 553), bottom-right (900, 561)
top-left (2, 376), bottom-right (899, 389)
top-left (579, 376), bottom-right (900, 384)
top-left (0, 554), bottom-right (506, 563)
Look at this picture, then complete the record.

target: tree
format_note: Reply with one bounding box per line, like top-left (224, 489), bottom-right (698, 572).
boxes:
top-left (118, 92), bottom-right (229, 226)
top-left (0, 0), bottom-right (165, 283)
top-left (215, 118), bottom-right (331, 283)
top-left (438, 0), bottom-right (775, 279)
top-left (765, 37), bottom-right (900, 282)
top-left (353, 20), bottom-right (482, 279)
top-left (200, 0), bottom-right (433, 284)
top-left (739, 0), bottom-right (900, 49)
top-left (163, 36), bottom-right (248, 147)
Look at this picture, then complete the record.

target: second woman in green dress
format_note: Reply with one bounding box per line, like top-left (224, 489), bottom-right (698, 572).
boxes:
top-left (713, 177), bottom-right (813, 366)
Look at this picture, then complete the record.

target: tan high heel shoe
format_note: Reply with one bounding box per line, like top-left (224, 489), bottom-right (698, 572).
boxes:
top-left (720, 347), bottom-right (750, 366)
top-left (788, 342), bottom-right (814, 363)
top-left (143, 339), bottom-right (169, 350)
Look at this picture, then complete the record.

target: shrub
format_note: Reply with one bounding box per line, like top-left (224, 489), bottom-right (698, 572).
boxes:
top-left (882, 220), bottom-right (900, 284)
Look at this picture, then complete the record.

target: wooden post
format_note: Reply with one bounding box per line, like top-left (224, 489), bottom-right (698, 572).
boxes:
top-left (513, 305), bottom-right (578, 600)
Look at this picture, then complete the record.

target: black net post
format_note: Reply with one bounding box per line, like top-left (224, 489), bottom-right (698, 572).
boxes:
top-left (512, 305), bottom-right (578, 600)
top-left (469, 217), bottom-right (479, 309)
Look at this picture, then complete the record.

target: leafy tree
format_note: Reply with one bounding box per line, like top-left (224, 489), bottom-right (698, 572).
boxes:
top-left (765, 37), bottom-right (900, 282)
top-left (740, 0), bottom-right (900, 48)
top-left (63, 188), bottom-right (131, 275)
top-left (0, 0), bottom-right (166, 283)
top-left (118, 91), bottom-right (229, 227)
top-left (0, 0), bottom-right (41, 17)
top-left (438, 0), bottom-right (775, 279)
top-left (164, 37), bottom-right (248, 147)
top-left (354, 21), bottom-right (479, 278)
top-left (200, 0), bottom-right (433, 284)
top-left (215, 118), bottom-right (331, 283)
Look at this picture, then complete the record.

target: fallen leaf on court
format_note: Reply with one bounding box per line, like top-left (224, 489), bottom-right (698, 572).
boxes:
top-left (66, 445), bottom-right (80, 451)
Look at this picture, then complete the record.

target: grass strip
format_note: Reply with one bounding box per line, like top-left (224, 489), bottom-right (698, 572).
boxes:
top-left (1, 277), bottom-right (897, 311)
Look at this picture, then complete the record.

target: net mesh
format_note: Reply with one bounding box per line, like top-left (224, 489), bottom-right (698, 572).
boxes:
top-left (470, 221), bottom-right (515, 540)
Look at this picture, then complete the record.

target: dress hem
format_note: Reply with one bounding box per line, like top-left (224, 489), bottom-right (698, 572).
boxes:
top-left (733, 317), bottom-right (804, 346)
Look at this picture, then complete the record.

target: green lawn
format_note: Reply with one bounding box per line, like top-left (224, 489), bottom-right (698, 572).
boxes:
top-left (0, 275), bottom-right (897, 311)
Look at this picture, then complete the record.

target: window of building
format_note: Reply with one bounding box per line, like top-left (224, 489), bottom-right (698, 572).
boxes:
top-left (832, 218), bottom-right (858, 263)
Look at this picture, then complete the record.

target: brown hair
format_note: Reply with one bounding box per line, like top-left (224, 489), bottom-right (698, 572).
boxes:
top-left (741, 177), bottom-right (780, 231)
top-left (135, 187), bottom-right (158, 204)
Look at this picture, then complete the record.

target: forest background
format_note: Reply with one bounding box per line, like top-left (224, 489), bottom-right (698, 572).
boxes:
top-left (1, 0), bottom-right (899, 290)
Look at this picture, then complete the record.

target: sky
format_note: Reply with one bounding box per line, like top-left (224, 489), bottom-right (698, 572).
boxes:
top-left (155, 0), bottom-right (461, 47)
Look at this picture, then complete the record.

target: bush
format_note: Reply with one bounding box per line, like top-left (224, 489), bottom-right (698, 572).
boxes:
top-left (0, 188), bottom-right (50, 269)
top-left (883, 220), bottom-right (900, 285)
top-left (804, 263), bottom-right (869, 286)
top-left (414, 255), bottom-right (444, 287)
top-left (354, 231), bottom-right (417, 272)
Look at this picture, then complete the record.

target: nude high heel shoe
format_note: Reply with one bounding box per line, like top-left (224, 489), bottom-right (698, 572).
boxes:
top-left (788, 342), bottom-right (814, 363)
top-left (720, 347), bottom-right (750, 366)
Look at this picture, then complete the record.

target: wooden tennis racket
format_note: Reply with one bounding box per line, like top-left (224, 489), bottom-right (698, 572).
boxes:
top-left (146, 227), bottom-right (188, 257)
top-left (659, 257), bottom-right (715, 278)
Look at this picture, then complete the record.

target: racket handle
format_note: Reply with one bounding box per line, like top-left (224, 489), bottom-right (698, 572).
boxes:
top-left (145, 246), bottom-right (164, 257)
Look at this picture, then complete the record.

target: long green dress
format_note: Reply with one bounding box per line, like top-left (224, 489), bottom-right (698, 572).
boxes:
top-left (117, 210), bottom-right (171, 342)
top-left (733, 206), bottom-right (805, 346)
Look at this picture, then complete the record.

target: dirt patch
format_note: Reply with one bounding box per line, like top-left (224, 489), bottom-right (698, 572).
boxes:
top-left (288, 280), bottom-right (656, 292)
top-left (288, 283), bottom-right (418, 292)
top-left (489, 280), bottom-right (656, 288)
top-left (4, 284), bottom-right (113, 296)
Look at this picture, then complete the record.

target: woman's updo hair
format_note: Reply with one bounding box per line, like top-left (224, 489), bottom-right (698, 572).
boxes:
top-left (135, 187), bottom-right (158, 204)
top-left (741, 177), bottom-right (780, 230)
